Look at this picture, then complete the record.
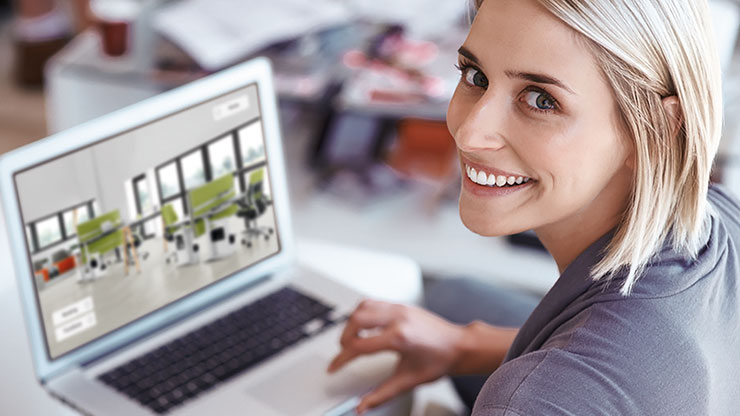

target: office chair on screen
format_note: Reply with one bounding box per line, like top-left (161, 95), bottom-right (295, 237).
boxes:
top-left (162, 203), bottom-right (203, 267)
top-left (237, 167), bottom-right (274, 248)
top-left (76, 210), bottom-right (124, 281)
top-left (188, 173), bottom-right (240, 260)
top-left (125, 223), bottom-right (150, 265)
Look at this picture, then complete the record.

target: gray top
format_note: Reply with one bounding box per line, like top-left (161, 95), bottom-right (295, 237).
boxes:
top-left (472, 185), bottom-right (740, 416)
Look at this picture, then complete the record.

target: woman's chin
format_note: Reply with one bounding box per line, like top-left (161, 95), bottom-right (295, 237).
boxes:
top-left (459, 208), bottom-right (526, 237)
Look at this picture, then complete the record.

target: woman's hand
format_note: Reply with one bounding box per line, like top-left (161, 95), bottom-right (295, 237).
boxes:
top-left (327, 299), bottom-right (468, 414)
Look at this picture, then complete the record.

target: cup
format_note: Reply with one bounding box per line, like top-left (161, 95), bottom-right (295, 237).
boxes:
top-left (90, 0), bottom-right (141, 57)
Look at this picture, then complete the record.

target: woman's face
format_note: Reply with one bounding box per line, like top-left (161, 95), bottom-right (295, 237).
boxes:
top-left (447, 0), bottom-right (634, 239)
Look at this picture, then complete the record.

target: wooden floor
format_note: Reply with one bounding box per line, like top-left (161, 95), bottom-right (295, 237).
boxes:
top-left (0, 18), bottom-right (48, 155)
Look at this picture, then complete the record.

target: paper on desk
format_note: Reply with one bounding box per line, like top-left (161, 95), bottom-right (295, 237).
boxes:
top-left (152, 0), bottom-right (352, 70)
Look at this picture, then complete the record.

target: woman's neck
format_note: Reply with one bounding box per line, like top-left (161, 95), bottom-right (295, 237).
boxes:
top-left (536, 209), bottom-right (622, 274)
top-left (535, 169), bottom-right (632, 274)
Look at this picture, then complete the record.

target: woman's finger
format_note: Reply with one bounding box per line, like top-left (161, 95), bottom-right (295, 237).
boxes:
top-left (327, 348), bottom-right (358, 373)
top-left (356, 372), bottom-right (418, 414)
top-left (339, 300), bottom-right (399, 348)
top-left (329, 329), bottom-right (398, 373)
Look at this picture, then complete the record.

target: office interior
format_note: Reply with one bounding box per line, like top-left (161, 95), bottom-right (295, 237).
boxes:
top-left (3, 0), bottom-right (740, 414)
top-left (14, 84), bottom-right (279, 357)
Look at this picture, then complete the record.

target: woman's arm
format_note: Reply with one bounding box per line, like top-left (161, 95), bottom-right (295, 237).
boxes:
top-left (452, 320), bottom-right (519, 375)
top-left (328, 300), bottom-right (520, 414)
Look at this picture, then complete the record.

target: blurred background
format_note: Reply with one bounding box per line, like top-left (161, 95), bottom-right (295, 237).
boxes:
top-left (2, 0), bottom-right (740, 319)
top-left (3, 0), bottom-right (740, 414)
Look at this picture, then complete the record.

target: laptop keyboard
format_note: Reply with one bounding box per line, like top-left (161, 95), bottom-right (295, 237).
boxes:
top-left (98, 287), bottom-right (342, 414)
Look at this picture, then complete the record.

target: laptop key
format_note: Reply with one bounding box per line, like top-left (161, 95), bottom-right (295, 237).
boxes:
top-left (169, 388), bottom-right (186, 403)
top-left (156, 396), bottom-right (171, 410)
top-left (302, 318), bottom-right (325, 335)
top-left (175, 372), bottom-right (190, 386)
top-left (148, 386), bottom-right (164, 400)
top-left (281, 329), bottom-right (304, 344)
top-left (212, 365), bottom-right (228, 380)
top-left (184, 381), bottom-right (200, 396)
top-left (268, 337), bottom-right (283, 351)
top-left (199, 372), bottom-right (217, 386)
top-left (150, 403), bottom-right (168, 414)
top-left (157, 379), bottom-right (178, 394)
top-left (136, 378), bottom-right (154, 391)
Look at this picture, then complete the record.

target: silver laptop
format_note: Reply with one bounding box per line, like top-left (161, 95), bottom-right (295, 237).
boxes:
top-left (0, 58), bottom-right (405, 416)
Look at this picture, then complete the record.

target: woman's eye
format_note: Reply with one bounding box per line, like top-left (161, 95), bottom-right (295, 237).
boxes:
top-left (522, 90), bottom-right (556, 111)
top-left (462, 67), bottom-right (488, 88)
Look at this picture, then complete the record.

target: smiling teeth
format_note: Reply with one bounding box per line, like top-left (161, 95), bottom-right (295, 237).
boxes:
top-left (465, 165), bottom-right (531, 188)
top-left (477, 171), bottom-right (487, 184)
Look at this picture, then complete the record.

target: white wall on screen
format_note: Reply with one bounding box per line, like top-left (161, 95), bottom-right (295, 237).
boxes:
top-left (15, 85), bottom-right (261, 224)
top-left (15, 150), bottom-right (98, 222)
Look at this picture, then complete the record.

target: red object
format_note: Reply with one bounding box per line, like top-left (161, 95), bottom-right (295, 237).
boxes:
top-left (386, 119), bottom-right (457, 181)
top-left (55, 256), bottom-right (76, 275)
top-left (99, 20), bottom-right (129, 57)
top-left (35, 255), bottom-right (77, 282)
top-left (36, 268), bottom-right (50, 282)
top-left (369, 90), bottom-right (426, 104)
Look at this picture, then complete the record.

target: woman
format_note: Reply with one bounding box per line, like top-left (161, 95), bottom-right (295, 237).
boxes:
top-left (328, 0), bottom-right (740, 414)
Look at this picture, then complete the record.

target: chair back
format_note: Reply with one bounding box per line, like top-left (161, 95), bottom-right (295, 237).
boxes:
top-left (76, 210), bottom-right (123, 262)
top-left (189, 173), bottom-right (237, 219)
top-left (76, 210), bottom-right (121, 244)
top-left (161, 203), bottom-right (179, 227)
top-left (247, 167), bottom-right (265, 202)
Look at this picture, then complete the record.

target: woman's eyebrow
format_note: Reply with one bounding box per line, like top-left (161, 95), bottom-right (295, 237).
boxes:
top-left (457, 46), bottom-right (481, 65)
top-left (505, 71), bottom-right (575, 95)
top-left (457, 46), bottom-right (575, 95)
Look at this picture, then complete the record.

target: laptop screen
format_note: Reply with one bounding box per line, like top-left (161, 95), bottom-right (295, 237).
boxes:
top-left (12, 83), bottom-right (281, 359)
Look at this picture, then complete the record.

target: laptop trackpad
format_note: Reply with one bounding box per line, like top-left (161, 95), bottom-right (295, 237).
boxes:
top-left (246, 353), bottom-right (394, 415)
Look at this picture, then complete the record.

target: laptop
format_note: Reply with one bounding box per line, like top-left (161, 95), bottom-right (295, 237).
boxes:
top-left (0, 57), bottom-right (406, 416)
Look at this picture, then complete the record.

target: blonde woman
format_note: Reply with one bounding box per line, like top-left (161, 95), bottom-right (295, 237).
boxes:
top-left (328, 0), bottom-right (740, 414)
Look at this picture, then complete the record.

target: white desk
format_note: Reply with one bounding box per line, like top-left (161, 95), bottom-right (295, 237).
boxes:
top-left (0, 202), bottom-right (423, 415)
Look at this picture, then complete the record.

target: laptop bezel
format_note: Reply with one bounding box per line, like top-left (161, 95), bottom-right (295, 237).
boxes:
top-left (0, 57), bottom-right (296, 383)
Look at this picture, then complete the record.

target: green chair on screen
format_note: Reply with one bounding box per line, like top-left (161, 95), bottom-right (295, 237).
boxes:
top-left (162, 203), bottom-right (205, 267)
top-left (236, 167), bottom-right (274, 248)
top-left (76, 210), bottom-right (124, 281)
top-left (188, 173), bottom-right (240, 260)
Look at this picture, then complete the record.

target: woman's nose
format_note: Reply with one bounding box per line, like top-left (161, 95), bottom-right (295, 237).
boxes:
top-left (453, 94), bottom-right (508, 152)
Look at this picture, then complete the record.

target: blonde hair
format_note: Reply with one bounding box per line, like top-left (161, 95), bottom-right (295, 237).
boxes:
top-left (475, 0), bottom-right (723, 294)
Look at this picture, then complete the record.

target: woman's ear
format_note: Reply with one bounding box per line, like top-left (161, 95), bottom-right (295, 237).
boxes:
top-left (622, 118), bottom-right (637, 171)
top-left (625, 143), bottom-right (636, 171)
top-left (662, 95), bottom-right (683, 138)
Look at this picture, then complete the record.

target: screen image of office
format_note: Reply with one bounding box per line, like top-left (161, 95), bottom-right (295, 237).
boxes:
top-left (13, 84), bottom-right (281, 359)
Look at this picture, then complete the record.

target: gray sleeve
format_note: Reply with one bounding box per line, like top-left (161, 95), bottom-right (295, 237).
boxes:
top-left (472, 349), bottom-right (627, 416)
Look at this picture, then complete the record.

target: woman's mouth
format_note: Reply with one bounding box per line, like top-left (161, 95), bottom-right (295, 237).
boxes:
top-left (464, 164), bottom-right (532, 188)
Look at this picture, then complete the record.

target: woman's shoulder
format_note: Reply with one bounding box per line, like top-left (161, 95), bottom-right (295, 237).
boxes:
top-left (473, 299), bottom-right (711, 416)
top-left (473, 327), bottom-right (709, 416)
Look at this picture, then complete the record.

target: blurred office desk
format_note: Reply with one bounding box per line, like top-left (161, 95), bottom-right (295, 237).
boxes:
top-left (45, 31), bottom-right (170, 133)
top-left (44, 26), bottom-right (358, 133)
top-left (0, 198), bottom-right (423, 414)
